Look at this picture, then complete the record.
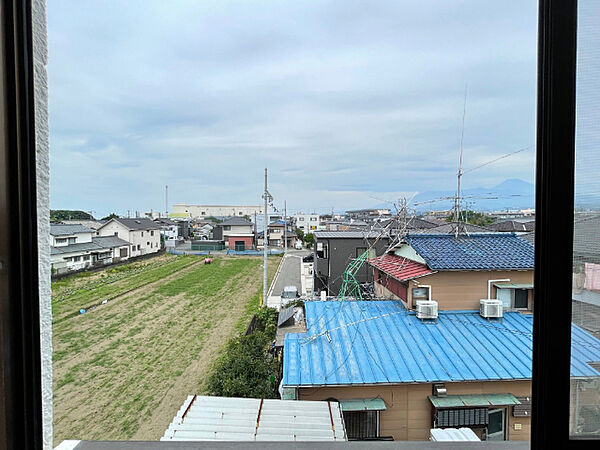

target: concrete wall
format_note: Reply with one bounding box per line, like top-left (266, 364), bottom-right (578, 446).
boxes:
top-left (299, 380), bottom-right (532, 441)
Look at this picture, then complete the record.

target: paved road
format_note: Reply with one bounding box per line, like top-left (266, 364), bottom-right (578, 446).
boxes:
top-left (267, 250), bottom-right (310, 309)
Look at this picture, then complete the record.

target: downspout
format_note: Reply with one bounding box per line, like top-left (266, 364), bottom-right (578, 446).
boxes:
top-left (488, 278), bottom-right (511, 299)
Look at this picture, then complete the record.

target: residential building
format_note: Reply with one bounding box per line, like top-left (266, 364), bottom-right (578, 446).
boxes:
top-left (267, 220), bottom-right (297, 248)
top-left (313, 231), bottom-right (392, 296)
top-left (212, 216), bottom-right (254, 250)
top-left (294, 213), bottom-right (323, 233)
top-left (488, 220), bottom-right (535, 233)
top-left (170, 203), bottom-right (263, 219)
top-left (96, 217), bottom-right (161, 257)
top-left (345, 208), bottom-right (392, 220)
top-left (59, 219), bottom-right (103, 231)
top-left (50, 224), bottom-right (130, 274)
top-left (282, 301), bottom-right (600, 441)
top-left (369, 233), bottom-right (535, 311)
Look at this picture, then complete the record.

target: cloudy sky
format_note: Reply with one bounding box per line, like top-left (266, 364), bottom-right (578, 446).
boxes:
top-left (48, 1), bottom-right (538, 217)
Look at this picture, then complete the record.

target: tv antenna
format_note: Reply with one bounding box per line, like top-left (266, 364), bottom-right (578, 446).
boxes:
top-left (454, 86), bottom-right (467, 237)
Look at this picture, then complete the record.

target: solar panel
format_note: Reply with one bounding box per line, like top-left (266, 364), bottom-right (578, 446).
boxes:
top-left (278, 306), bottom-right (295, 326)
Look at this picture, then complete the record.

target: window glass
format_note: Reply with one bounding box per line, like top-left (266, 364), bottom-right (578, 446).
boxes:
top-left (570, 0), bottom-right (600, 437)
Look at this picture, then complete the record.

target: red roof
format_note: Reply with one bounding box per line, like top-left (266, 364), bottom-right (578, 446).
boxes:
top-left (368, 254), bottom-right (434, 281)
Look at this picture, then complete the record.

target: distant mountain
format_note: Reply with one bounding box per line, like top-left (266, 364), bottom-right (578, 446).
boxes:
top-left (412, 178), bottom-right (535, 212)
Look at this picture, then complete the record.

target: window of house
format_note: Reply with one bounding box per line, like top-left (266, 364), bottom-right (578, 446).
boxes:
top-left (56, 238), bottom-right (67, 244)
top-left (141, 231), bottom-right (144, 237)
top-left (68, 237), bottom-right (76, 244)
top-left (114, 232), bottom-right (118, 236)
top-left (316, 242), bottom-right (328, 259)
top-left (412, 287), bottom-right (430, 301)
top-left (224, 225), bottom-right (231, 231)
top-left (343, 411), bottom-right (379, 440)
top-left (83, 255), bottom-right (90, 261)
top-left (150, 230), bottom-right (154, 236)
top-left (137, 245), bottom-right (140, 250)
top-left (131, 246), bottom-right (135, 252)
top-left (120, 248), bottom-right (128, 257)
top-left (73, 256), bottom-right (81, 262)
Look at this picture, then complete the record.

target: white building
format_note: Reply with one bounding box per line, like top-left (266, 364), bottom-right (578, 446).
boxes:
top-left (50, 224), bottom-right (130, 274)
top-left (171, 204), bottom-right (263, 219)
top-left (294, 213), bottom-right (323, 233)
top-left (97, 217), bottom-right (161, 257)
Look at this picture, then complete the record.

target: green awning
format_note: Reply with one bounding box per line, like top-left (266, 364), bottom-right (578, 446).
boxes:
top-left (339, 398), bottom-right (387, 412)
top-left (429, 394), bottom-right (521, 409)
top-left (494, 283), bottom-right (534, 289)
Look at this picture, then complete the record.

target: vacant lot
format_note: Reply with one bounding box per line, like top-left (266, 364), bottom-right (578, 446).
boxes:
top-left (52, 253), bottom-right (279, 444)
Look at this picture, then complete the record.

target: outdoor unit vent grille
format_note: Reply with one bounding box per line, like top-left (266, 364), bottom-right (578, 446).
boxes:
top-left (416, 300), bottom-right (438, 320)
top-left (480, 299), bottom-right (503, 318)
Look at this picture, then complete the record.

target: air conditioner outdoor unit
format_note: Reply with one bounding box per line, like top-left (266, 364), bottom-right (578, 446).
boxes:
top-left (416, 300), bottom-right (438, 320)
top-left (480, 299), bottom-right (503, 318)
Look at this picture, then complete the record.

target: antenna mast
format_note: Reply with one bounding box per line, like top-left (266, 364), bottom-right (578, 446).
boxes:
top-left (454, 86), bottom-right (467, 238)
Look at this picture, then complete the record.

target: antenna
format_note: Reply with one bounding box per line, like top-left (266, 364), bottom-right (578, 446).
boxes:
top-left (454, 86), bottom-right (467, 238)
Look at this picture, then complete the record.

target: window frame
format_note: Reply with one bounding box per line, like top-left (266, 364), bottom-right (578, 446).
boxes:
top-left (0, 0), bottom-right (594, 448)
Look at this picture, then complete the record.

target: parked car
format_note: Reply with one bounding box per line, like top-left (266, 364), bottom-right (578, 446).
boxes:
top-left (281, 286), bottom-right (299, 307)
top-left (295, 240), bottom-right (303, 250)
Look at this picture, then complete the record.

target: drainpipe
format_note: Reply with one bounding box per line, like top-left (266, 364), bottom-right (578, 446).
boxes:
top-left (488, 278), bottom-right (511, 299)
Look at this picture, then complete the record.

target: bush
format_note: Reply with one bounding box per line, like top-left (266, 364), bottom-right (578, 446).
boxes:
top-left (206, 331), bottom-right (278, 398)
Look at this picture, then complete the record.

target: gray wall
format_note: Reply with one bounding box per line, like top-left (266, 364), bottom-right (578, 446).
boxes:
top-left (314, 237), bottom-right (390, 296)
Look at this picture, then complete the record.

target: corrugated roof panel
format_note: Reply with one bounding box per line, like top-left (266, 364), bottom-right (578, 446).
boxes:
top-left (162, 396), bottom-right (346, 441)
top-left (368, 254), bottom-right (434, 281)
top-left (428, 394), bottom-right (520, 408)
top-left (283, 301), bottom-right (600, 387)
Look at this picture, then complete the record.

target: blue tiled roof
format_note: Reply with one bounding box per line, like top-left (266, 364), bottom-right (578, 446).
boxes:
top-left (403, 233), bottom-right (534, 270)
top-left (282, 301), bottom-right (600, 387)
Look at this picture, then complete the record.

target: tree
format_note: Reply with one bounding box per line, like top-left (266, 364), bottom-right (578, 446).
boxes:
top-left (445, 210), bottom-right (493, 227)
top-left (50, 209), bottom-right (94, 221)
top-left (101, 213), bottom-right (120, 221)
top-left (295, 228), bottom-right (304, 241)
top-left (304, 233), bottom-right (314, 249)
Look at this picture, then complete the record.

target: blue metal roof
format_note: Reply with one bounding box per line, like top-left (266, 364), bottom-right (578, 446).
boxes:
top-left (403, 233), bottom-right (534, 270)
top-left (282, 301), bottom-right (600, 387)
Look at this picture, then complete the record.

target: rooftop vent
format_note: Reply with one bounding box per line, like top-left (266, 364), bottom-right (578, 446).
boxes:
top-left (416, 300), bottom-right (438, 320)
top-left (480, 299), bottom-right (503, 319)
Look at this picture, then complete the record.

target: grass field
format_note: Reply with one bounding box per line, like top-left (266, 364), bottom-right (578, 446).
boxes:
top-left (52, 253), bottom-right (280, 444)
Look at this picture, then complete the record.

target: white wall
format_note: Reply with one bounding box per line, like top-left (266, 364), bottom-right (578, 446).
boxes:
top-left (172, 204), bottom-right (263, 218)
top-left (33, 0), bottom-right (52, 446)
top-left (98, 220), bottom-right (161, 256)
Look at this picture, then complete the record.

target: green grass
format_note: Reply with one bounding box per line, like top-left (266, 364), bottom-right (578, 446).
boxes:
top-left (52, 254), bottom-right (280, 444)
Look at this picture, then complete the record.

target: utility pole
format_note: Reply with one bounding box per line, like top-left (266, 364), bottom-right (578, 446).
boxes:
top-left (254, 211), bottom-right (257, 249)
top-left (262, 168), bottom-right (272, 307)
top-left (165, 185), bottom-right (168, 217)
top-left (284, 200), bottom-right (287, 254)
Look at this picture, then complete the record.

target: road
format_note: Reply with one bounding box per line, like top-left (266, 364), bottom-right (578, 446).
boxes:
top-left (267, 249), bottom-right (310, 309)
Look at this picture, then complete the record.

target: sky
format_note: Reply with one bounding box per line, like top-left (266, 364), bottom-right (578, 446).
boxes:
top-left (48, 1), bottom-right (538, 218)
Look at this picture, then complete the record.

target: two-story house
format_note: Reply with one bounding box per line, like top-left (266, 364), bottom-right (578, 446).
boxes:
top-left (267, 220), bottom-right (297, 248)
top-left (212, 217), bottom-right (254, 250)
top-left (96, 218), bottom-right (161, 257)
top-left (294, 213), bottom-right (323, 233)
top-left (50, 223), bottom-right (130, 274)
top-left (368, 233), bottom-right (535, 311)
top-left (313, 231), bottom-right (393, 296)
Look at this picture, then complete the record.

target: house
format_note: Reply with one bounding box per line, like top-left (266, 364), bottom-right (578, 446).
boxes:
top-left (212, 216), bottom-right (254, 250)
top-left (294, 213), bottom-right (323, 233)
top-left (488, 220), bottom-right (535, 233)
top-left (282, 300), bottom-right (600, 441)
top-left (162, 395), bottom-right (346, 441)
top-left (154, 218), bottom-right (179, 244)
top-left (345, 208), bottom-right (392, 220)
top-left (59, 219), bottom-right (103, 231)
top-left (267, 220), bottom-right (297, 248)
top-left (368, 233), bottom-right (535, 311)
top-left (96, 217), bottom-right (161, 257)
top-left (50, 224), bottom-right (130, 274)
top-left (313, 231), bottom-right (392, 296)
